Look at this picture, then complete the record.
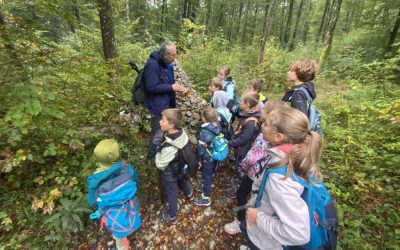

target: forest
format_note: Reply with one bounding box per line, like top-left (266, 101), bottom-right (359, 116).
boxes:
top-left (0, 0), bottom-right (399, 249)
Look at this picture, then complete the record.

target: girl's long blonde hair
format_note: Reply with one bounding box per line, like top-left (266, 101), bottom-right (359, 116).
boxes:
top-left (268, 106), bottom-right (323, 182)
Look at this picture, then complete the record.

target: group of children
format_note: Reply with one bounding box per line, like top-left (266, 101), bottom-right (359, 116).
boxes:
top-left (88, 60), bottom-right (329, 250)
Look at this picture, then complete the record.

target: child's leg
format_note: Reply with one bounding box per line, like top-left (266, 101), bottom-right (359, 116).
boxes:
top-left (202, 161), bottom-right (216, 197)
top-left (236, 175), bottom-right (253, 222)
top-left (162, 178), bottom-right (178, 219)
top-left (178, 177), bottom-right (192, 197)
top-left (113, 236), bottom-right (130, 250)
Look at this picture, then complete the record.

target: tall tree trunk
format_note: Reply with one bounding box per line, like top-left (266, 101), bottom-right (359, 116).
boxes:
top-left (319, 0), bottom-right (343, 68)
top-left (301, 0), bottom-right (312, 43)
top-left (387, 9), bottom-right (400, 52)
top-left (316, 0), bottom-right (330, 43)
top-left (354, 0), bottom-right (365, 28)
top-left (250, 2), bottom-right (259, 44)
top-left (125, 0), bottom-right (130, 22)
top-left (284, 0), bottom-right (294, 47)
top-left (183, 0), bottom-right (189, 18)
top-left (161, 0), bottom-right (167, 33)
top-left (258, 0), bottom-right (276, 64)
top-left (98, 0), bottom-right (118, 79)
top-left (241, 0), bottom-right (252, 43)
top-left (236, 0), bottom-right (244, 40)
top-left (205, 0), bottom-right (212, 33)
top-left (217, 3), bottom-right (224, 29)
top-left (189, 0), bottom-right (199, 22)
top-left (322, 0), bottom-right (334, 43)
top-left (289, 0), bottom-right (305, 51)
top-left (279, 0), bottom-right (287, 47)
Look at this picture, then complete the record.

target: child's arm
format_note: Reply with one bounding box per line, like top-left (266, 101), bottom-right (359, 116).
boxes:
top-left (196, 131), bottom-right (213, 160)
top-left (254, 174), bottom-right (310, 245)
top-left (229, 121), bottom-right (257, 148)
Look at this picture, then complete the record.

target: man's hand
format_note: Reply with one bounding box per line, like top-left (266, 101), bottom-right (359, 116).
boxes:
top-left (172, 83), bottom-right (186, 92)
top-left (246, 207), bottom-right (260, 225)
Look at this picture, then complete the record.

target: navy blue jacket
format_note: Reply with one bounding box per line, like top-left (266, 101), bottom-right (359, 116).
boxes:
top-left (282, 82), bottom-right (317, 115)
top-left (197, 123), bottom-right (221, 162)
top-left (229, 111), bottom-right (260, 158)
top-left (143, 51), bottom-right (176, 115)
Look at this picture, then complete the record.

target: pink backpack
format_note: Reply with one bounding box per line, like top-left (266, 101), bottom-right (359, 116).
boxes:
top-left (240, 134), bottom-right (271, 180)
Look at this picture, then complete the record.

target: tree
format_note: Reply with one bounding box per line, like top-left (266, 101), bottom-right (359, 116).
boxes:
top-left (387, 9), bottom-right (400, 52)
top-left (319, 0), bottom-right (343, 67)
top-left (316, 0), bottom-right (330, 44)
top-left (289, 0), bottom-right (305, 51)
top-left (284, 0), bottom-right (294, 47)
top-left (258, 0), bottom-right (277, 63)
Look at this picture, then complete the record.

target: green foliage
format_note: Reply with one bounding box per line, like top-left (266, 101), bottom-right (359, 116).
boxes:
top-left (319, 54), bottom-right (400, 249)
top-left (44, 196), bottom-right (91, 243)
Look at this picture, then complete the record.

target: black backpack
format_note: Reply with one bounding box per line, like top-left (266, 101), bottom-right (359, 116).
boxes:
top-left (129, 61), bottom-right (146, 105)
top-left (164, 141), bottom-right (199, 180)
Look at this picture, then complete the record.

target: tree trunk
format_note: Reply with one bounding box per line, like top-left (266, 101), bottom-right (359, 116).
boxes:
top-left (161, 0), bottom-right (167, 33)
top-left (241, 0), bottom-right (252, 43)
top-left (189, 0), bottom-right (199, 22)
top-left (289, 0), bottom-right (305, 51)
top-left (301, 0), bottom-right (312, 43)
top-left (322, 0), bottom-right (334, 43)
top-left (205, 0), bottom-right (212, 33)
top-left (284, 0), bottom-right (294, 46)
top-left (250, 2), bottom-right (259, 44)
top-left (183, 0), bottom-right (189, 19)
top-left (236, 0), bottom-right (244, 40)
top-left (279, 0), bottom-right (286, 47)
top-left (387, 9), bottom-right (400, 52)
top-left (316, 0), bottom-right (330, 43)
top-left (258, 0), bottom-right (276, 64)
top-left (319, 0), bottom-right (343, 68)
top-left (125, 0), bottom-right (131, 22)
top-left (98, 0), bottom-right (117, 61)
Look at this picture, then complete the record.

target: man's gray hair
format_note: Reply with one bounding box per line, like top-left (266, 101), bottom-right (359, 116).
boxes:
top-left (160, 41), bottom-right (175, 55)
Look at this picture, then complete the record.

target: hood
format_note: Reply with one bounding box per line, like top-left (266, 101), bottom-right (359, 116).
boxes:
top-left (283, 81), bottom-right (317, 101)
top-left (149, 51), bottom-right (167, 67)
top-left (202, 123), bottom-right (221, 135)
top-left (240, 110), bottom-right (260, 119)
top-left (155, 129), bottom-right (189, 170)
top-left (217, 107), bottom-right (232, 123)
top-left (212, 90), bottom-right (229, 109)
top-left (164, 129), bottom-right (189, 149)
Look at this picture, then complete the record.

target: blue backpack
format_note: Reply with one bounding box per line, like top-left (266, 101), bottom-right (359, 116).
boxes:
top-left (87, 162), bottom-right (141, 239)
top-left (205, 132), bottom-right (229, 161)
top-left (256, 165), bottom-right (338, 250)
top-left (297, 87), bottom-right (323, 137)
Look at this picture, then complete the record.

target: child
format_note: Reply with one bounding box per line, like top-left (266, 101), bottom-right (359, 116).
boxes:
top-left (218, 65), bottom-right (236, 101)
top-left (209, 76), bottom-right (224, 99)
top-left (242, 106), bottom-right (322, 249)
top-left (226, 91), bottom-right (261, 198)
top-left (87, 139), bottom-right (140, 250)
top-left (224, 101), bottom-right (287, 235)
top-left (282, 60), bottom-right (319, 115)
top-left (155, 108), bottom-right (195, 224)
top-left (194, 107), bottom-right (221, 206)
top-left (247, 78), bottom-right (267, 109)
top-left (211, 89), bottom-right (233, 140)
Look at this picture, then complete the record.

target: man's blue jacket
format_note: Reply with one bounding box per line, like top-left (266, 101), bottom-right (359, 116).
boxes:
top-left (143, 51), bottom-right (176, 115)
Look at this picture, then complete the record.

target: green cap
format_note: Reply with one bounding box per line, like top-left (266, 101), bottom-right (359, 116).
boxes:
top-left (93, 139), bottom-right (120, 168)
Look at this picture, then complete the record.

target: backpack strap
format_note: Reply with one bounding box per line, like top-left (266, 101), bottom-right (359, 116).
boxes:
top-left (255, 165), bottom-right (287, 208)
top-left (234, 116), bottom-right (259, 135)
top-left (201, 129), bottom-right (218, 156)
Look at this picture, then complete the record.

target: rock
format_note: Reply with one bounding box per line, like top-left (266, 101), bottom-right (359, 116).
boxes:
top-left (186, 111), bottom-right (192, 117)
top-left (192, 112), bottom-right (201, 120)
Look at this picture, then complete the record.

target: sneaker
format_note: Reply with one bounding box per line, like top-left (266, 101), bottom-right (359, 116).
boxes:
top-left (186, 189), bottom-right (194, 201)
top-left (224, 219), bottom-right (241, 234)
top-left (225, 188), bottom-right (237, 199)
top-left (239, 245), bottom-right (250, 250)
top-left (162, 210), bottom-right (177, 225)
top-left (194, 183), bottom-right (203, 192)
top-left (194, 194), bottom-right (211, 206)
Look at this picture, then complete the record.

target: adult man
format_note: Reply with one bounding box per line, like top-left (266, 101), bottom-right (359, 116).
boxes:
top-left (143, 41), bottom-right (187, 160)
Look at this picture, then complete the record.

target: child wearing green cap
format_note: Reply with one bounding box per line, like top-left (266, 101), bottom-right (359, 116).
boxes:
top-left (87, 139), bottom-right (141, 250)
